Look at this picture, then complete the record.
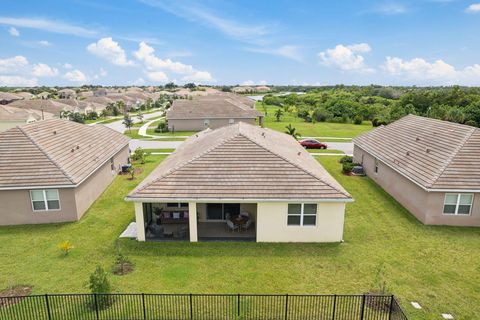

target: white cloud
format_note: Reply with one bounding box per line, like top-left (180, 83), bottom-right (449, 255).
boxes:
top-left (383, 56), bottom-right (480, 85)
top-left (134, 41), bottom-right (213, 82)
top-left (32, 63), bottom-right (58, 77)
top-left (64, 69), bottom-right (87, 82)
top-left (99, 68), bottom-right (107, 77)
top-left (0, 55), bottom-right (29, 72)
top-left (372, 3), bottom-right (407, 15)
top-left (38, 40), bottom-right (51, 46)
top-left (87, 37), bottom-right (134, 66)
top-left (0, 75), bottom-right (37, 86)
top-left (246, 45), bottom-right (303, 62)
top-left (241, 80), bottom-right (267, 85)
top-left (0, 17), bottom-right (97, 37)
top-left (63, 63), bottom-right (73, 69)
top-left (146, 71), bottom-right (168, 83)
top-left (8, 26), bottom-right (19, 36)
top-left (133, 78), bottom-right (145, 85)
top-left (466, 3), bottom-right (480, 13)
top-left (318, 43), bottom-right (374, 73)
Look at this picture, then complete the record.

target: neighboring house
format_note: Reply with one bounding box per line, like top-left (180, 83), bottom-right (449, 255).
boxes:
top-left (37, 91), bottom-right (50, 99)
top-left (126, 122), bottom-right (352, 242)
top-left (15, 92), bottom-right (34, 100)
top-left (232, 86), bottom-right (254, 93)
top-left (0, 105), bottom-right (54, 131)
top-left (167, 94), bottom-right (264, 131)
top-left (94, 88), bottom-right (108, 97)
top-left (0, 119), bottom-right (130, 225)
top-left (353, 114), bottom-right (480, 227)
top-left (0, 92), bottom-right (22, 105)
top-left (9, 100), bottom-right (73, 117)
top-left (256, 86), bottom-right (271, 92)
top-left (58, 89), bottom-right (77, 99)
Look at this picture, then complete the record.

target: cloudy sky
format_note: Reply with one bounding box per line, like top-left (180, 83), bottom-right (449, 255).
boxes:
top-left (1, 0), bottom-right (480, 86)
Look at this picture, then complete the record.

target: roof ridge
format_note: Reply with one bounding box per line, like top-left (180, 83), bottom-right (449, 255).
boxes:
top-left (239, 131), bottom-right (351, 198)
top-left (17, 125), bottom-right (76, 185)
top-left (430, 126), bottom-right (478, 187)
top-left (132, 130), bottom-right (240, 194)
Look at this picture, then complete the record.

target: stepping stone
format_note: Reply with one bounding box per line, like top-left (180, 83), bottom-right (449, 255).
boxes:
top-left (410, 302), bottom-right (422, 309)
top-left (442, 314), bottom-right (454, 319)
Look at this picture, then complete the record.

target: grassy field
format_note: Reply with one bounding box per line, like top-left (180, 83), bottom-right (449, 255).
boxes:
top-left (257, 103), bottom-right (372, 138)
top-left (1, 156), bottom-right (479, 319)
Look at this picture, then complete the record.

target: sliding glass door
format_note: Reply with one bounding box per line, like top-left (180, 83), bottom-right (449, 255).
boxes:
top-left (206, 203), bottom-right (240, 220)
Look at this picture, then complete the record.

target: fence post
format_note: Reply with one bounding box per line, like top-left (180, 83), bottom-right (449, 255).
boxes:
top-left (44, 294), bottom-right (52, 320)
top-left (189, 293), bottom-right (193, 320)
top-left (331, 294), bottom-right (337, 320)
top-left (94, 293), bottom-right (99, 320)
top-left (284, 294), bottom-right (289, 320)
top-left (360, 294), bottom-right (366, 320)
top-left (142, 293), bottom-right (147, 320)
top-left (388, 295), bottom-right (394, 320)
top-left (237, 294), bottom-right (240, 317)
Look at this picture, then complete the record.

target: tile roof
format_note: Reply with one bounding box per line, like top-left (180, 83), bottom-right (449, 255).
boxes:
top-left (167, 94), bottom-right (262, 120)
top-left (9, 100), bottom-right (74, 116)
top-left (127, 122), bottom-right (351, 201)
top-left (0, 105), bottom-right (54, 121)
top-left (0, 119), bottom-right (129, 189)
top-left (353, 114), bottom-right (480, 191)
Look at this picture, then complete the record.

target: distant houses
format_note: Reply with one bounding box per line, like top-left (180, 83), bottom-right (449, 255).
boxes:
top-left (166, 93), bottom-right (264, 131)
top-left (58, 88), bottom-right (77, 99)
top-left (0, 92), bottom-right (22, 105)
top-left (353, 115), bottom-right (480, 227)
top-left (0, 119), bottom-right (129, 225)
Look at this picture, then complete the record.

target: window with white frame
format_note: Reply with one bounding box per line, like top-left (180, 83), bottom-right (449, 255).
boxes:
top-left (374, 158), bottom-right (379, 173)
top-left (287, 203), bottom-right (317, 226)
top-left (443, 193), bottom-right (473, 215)
top-left (30, 189), bottom-right (60, 211)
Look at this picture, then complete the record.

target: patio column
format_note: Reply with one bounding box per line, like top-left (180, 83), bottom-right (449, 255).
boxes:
top-left (134, 202), bottom-right (145, 241)
top-left (188, 202), bottom-right (198, 242)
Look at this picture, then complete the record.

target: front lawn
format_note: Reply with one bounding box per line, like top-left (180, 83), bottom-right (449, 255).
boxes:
top-left (1, 156), bottom-right (479, 319)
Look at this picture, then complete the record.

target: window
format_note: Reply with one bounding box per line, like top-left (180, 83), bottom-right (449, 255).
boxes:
top-left (443, 194), bottom-right (473, 215)
top-left (287, 203), bottom-right (317, 226)
top-left (374, 158), bottom-right (379, 173)
top-left (204, 119), bottom-right (210, 127)
top-left (30, 189), bottom-right (60, 211)
top-left (110, 157), bottom-right (115, 171)
top-left (166, 203), bottom-right (188, 208)
top-left (229, 119), bottom-right (235, 124)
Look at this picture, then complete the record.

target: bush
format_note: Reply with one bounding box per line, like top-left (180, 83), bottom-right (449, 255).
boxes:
top-left (342, 162), bottom-right (355, 174)
top-left (465, 120), bottom-right (477, 127)
top-left (353, 115), bottom-right (363, 125)
top-left (154, 122), bottom-right (168, 133)
top-left (372, 118), bottom-right (388, 127)
top-left (131, 147), bottom-right (147, 164)
top-left (89, 266), bottom-right (111, 309)
top-left (312, 108), bottom-right (330, 122)
top-left (58, 240), bottom-right (74, 256)
top-left (339, 155), bottom-right (353, 164)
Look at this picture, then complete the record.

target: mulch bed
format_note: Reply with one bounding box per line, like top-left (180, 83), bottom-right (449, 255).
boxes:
top-left (0, 285), bottom-right (33, 307)
top-left (113, 262), bottom-right (135, 276)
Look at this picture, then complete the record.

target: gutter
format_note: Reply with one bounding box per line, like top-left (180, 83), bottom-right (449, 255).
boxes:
top-left (124, 197), bottom-right (354, 203)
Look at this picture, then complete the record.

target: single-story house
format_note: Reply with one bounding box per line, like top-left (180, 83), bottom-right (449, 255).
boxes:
top-left (0, 119), bottom-right (129, 225)
top-left (9, 100), bottom-right (73, 117)
top-left (0, 105), bottom-right (54, 131)
top-left (126, 122), bottom-right (352, 242)
top-left (94, 88), bottom-right (108, 97)
top-left (0, 92), bottom-right (22, 105)
top-left (58, 89), bottom-right (77, 99)
top-left (166, 94), bottom-right (264, 131)
top-left (353, 114), bottom-right (480, 226)
top-left (37, 91), bottom-right (50, 99)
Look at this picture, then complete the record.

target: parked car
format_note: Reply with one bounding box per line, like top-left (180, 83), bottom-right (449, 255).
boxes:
top-left (299, 139), bottom-right (328, 149)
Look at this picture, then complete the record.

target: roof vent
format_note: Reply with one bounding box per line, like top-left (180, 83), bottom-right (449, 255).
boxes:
top-left (406, 151), bottom-right (410, 156)
top-left (415, 137), bottom-right (420, 142)
top-left (71, 148), bottom-right (75, 153)
top-left (53, 130), bottom-right (57, 135)
top-left (76, 145), bottom-right (80, 150)
top-left (297, 152), bottom-right (301, 156)
top-left (426, 148), bottom-right (431, 154)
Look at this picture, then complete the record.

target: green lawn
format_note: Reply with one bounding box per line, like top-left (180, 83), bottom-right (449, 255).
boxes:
top-left (1, 156), bottom-right (479, 319)
top-left (124, 129), bottom-right (191, 140)
top-left (307, 149), bottom-right (344, 154)
top-left (257, 103), bottom-right (372, 138)
top-left (143, 148), bottom-right (175, 153)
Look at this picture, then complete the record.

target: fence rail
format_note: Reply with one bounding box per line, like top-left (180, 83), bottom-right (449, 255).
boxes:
top-left (0, 293), bottom-right (408, 320)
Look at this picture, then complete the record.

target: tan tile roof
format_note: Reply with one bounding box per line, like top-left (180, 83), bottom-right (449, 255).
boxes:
top-left (128, 122), bottom-right (351, 201)
top-left (0, 92), bottom-right (22, 102)
top-left (0, 105), bottom-right (54, 121)
top-left (9, 100), bottom-right (74, 116)
top-left (167, 94), bottom-right (262, 120)
top-left (353, 114), bottom-right (480, 191)
top-left (0, 119), bottom-right (129, 189)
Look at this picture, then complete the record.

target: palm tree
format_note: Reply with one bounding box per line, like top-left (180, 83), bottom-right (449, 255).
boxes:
top-left (285, 124), bottom-right (301, 139)
top-left (274, 108), bottom-right (283, 122)
top-left (122, 115), bottom-right (133, 133)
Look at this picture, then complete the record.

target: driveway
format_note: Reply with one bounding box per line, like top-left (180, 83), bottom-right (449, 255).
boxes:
top-left (327, 142), bottom-right (353, 155)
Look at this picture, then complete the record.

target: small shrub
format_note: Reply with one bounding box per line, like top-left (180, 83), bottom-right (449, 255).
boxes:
top-left (131, 147), bottom-right (147, 164)
top-left (372, 118), bottom-right (388, 127)
top-left (89, 266), bottom-right (112, 310)
top-left (154, 121), bottom-right (168, 133)
top-left (58, 240), bottom-right (74, 256)
top-left (339, 155), bottom-right (353, 164)
top-left (353, 115), bottom-right (363, 125)
top-left (112, 253), bottom-right (134, 276)
top-left (464, 120), bottom-right (477, 127)
top-left (342, 162), bottom-right (355, 174)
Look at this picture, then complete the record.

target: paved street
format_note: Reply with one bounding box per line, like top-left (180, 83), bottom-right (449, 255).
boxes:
top-left (103, 110), bottom-right (165, 133)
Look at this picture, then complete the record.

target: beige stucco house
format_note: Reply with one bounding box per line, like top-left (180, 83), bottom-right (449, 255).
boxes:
top-left (126, 122), bottom-right (352, 242)
top-left (353, 115), bottom-right (480, 227)
top-left (167, 94), bottom-right (263, 131)
top-left (0, 119), bottom-right (129, 225)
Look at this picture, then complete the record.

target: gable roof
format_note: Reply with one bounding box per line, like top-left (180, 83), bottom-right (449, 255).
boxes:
top-left (353, 114), bottom-right (480, 191)
top-left (0, 119), bottom-right (129, 189)
top-left (127, 122), bottom-right (351, 201)
top-left (167, 94), bottom-right (262, 120)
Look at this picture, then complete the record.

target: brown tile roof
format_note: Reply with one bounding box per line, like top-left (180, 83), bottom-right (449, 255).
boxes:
top-left (0, 105), bottom-right (54, 121)
top-left (0, 92), bottom-right (22, 102)
top-left (167, 94), bottom-right (262, 120)
top-left (9, 100), bottom-right (73, 116)
top-left (353, 114), bottom-right (480, 191)
top-left (127, 122), bottom-right (351, 201)
top-left (0, 119), bottom-right (129, 189)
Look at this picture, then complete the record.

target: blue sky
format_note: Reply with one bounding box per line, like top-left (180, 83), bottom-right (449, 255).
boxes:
top-left (1, 0), bottom-right (480, 86)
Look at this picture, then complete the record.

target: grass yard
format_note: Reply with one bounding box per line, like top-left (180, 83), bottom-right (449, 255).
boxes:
top-left (143, 148), bottom-right (175, 153)
top-left (307, 149), bottom-right (344, 154)
top-left (1, 156), bottom-right (479, 319)
top-left (257, 103), bottom-right (372, 138)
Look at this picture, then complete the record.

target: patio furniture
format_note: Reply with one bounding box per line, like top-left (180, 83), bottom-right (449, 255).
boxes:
top-left (240, 211), bottom-right (250, 218)
top-left (226, 219), bottom-right (239, 232)
top-left (242, 219), bottom-right (253, 231)
top-left (163, 231), bottom-right (174, 238)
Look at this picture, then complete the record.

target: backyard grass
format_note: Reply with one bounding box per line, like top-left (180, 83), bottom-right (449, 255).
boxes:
top-left (257, 103), bottom-right (372, 138)
top-left (1, 156), bottom-right (479, 319)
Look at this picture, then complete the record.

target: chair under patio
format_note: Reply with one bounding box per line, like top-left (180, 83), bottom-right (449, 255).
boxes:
top-left (197, 222), bottom-right (256, 241)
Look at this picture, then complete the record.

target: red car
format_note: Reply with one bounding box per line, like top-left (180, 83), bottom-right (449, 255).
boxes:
top-left (299, 139), bottom-right (328, 149)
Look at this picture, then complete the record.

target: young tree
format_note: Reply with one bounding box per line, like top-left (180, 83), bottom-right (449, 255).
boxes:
top-left (262, 101), bottom-right (268, 116)
top-left (285, 124), bottom-right (301, 139)
top-left (274, 108), bottom-right (284, 122)
top-left (122, 115), bottom-right (133, 132)
top-left (136, 111), bottom-right (144, 123)
top-left (89, 266), bottom-right (111, 309)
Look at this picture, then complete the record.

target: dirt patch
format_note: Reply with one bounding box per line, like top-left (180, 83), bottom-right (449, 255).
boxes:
top-left (0, 285), bottom-right (33, 307)
top-left (113, 261), bottom-right (135, 276)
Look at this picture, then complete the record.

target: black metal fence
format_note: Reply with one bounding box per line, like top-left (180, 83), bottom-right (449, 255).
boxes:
top-left (0, 293), bottom-right (408, 320)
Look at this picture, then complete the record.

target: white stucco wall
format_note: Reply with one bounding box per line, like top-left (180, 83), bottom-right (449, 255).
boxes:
top-left (256, 202), bottom-right (346, 242)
